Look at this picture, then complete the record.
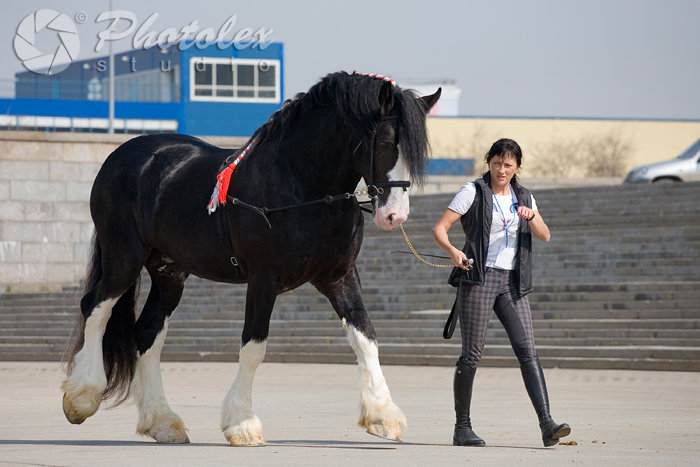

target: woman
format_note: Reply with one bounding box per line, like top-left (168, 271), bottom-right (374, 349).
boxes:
top-left (432, 138), bottom-right (570, 447)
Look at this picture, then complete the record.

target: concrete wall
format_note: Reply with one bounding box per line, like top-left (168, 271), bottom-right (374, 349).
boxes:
top-left (0, 131), bottom-right (245, 293)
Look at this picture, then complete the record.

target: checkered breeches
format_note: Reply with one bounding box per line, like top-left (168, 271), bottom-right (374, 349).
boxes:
top-left (457, 267), bottom-right (537, 367)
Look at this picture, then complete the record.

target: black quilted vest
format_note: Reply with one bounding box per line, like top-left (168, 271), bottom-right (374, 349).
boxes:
top-left (447, 174), bottom-right (534, 297)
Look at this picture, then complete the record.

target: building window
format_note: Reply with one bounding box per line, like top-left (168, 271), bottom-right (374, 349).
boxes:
top-left (190, 58), bottom-right (280, 103)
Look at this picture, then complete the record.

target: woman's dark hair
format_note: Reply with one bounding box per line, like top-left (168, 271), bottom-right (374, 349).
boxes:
top-left (482, 138), bottom-right (523, 186)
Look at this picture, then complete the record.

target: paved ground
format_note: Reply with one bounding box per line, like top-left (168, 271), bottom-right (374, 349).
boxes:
top-left (1, 361), bottom-right (698, 466)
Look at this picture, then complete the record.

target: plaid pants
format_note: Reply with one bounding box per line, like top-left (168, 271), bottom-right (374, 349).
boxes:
top-left (457, 267), bottom-right (537, 367)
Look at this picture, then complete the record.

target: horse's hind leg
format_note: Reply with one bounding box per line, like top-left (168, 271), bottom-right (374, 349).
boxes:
top-left (221, 274), bottom-right (276, 446)
top-left (62, 295), bottom-right (119, 424)
top-left (314, 268), bottom-right (406, 441)
top-left (62, 238), bottom-right (146, 424)
top-left (132, 253), bottom-right (189, 443)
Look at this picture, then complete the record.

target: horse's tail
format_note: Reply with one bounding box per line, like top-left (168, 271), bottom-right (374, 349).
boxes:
top-left (63, 233), bottom-right (102, 372)
top-left (63, 233), bottom-right (140, 405)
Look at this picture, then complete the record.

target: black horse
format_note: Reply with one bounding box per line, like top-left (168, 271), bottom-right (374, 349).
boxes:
top-left (62, 71), bottom-right (440, 445)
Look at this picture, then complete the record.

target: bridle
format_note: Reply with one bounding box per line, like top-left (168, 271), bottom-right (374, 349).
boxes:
top-left (226, 116), bottom-right (412, 228)
top-left (219, 117), bottom-right (440, 273)
top-left (361, 115), bottom-right (411, 203)
top-left (212, 71), bottom-right (428, 270)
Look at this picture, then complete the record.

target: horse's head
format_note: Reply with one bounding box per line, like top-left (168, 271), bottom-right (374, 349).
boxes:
top-left (361, 80), bottom-right (441, 231)
top-left (234, 72), bottom-right (440, 230)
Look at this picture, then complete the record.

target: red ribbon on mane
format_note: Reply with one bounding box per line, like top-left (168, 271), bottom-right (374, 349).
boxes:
top-left (207, 140), bottom-right (255, 214)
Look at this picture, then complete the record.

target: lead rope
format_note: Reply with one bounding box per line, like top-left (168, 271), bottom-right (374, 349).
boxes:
top-left (399, 224), bottom-right (458, 268)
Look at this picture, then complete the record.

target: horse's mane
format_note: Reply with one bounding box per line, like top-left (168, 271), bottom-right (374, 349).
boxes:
top-left (241, 71), bottom-right (430, 184)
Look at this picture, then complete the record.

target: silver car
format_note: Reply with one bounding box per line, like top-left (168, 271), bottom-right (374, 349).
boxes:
top-left (624, 138), bottom-right (700, 183)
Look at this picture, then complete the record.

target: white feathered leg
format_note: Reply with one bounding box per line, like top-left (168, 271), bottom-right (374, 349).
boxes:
top-left (62, 298), bottom-right (117, 424)
top-left (131, 318), bottom-right (189, 443)
top-left (345, 320), bottom-right (406, 441)
top-left (222, 340), bottom-right (267, 446)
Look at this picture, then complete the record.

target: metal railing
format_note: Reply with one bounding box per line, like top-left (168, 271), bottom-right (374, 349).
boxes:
top-left (0, 77), bottom-right (180, 133)
top-left (0, 114), bottom-right (178, 133)
top-left (3, 76), bottom-right (180, 103)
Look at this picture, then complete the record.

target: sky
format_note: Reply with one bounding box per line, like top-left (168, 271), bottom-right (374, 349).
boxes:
top-left (3, 0), bottom-right (699, 120)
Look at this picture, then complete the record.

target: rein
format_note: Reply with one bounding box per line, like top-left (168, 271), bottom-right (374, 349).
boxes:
top-left (227, 190), bottom-right (363, 229)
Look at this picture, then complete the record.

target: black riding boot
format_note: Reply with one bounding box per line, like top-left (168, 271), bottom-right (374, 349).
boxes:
top-left (453, 361), bottom-right (486, 446)
top-left (520, 357), bottom-right (571, 447)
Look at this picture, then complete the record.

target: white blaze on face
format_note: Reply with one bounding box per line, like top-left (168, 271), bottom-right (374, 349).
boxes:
top-left (374, 152), bottom-right (410, 230)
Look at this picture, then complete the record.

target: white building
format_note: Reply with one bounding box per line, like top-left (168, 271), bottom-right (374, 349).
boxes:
top-left (400, 81), bottom-right (462, 116)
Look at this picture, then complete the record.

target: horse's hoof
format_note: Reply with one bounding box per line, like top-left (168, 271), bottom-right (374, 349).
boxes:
top-left (154, 430), bottom-right (190, 444)
top-left (62, 393), bottom-right (84, 424)
top-left (138, 416), bottom-right (189, 444)
top-left (366, 422), bottom-right (403, 442)
top-left (228, 435), bottom-right (266, 447)
top-left (223, 416), bottom-right (265, 446)
top-left (62, 392), bottom-right (98, 425)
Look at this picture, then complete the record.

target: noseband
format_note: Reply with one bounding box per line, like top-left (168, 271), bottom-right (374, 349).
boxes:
top-left (362, 115), bottom-right (411, 204)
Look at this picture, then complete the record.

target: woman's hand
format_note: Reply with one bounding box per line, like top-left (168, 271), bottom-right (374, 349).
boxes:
top-left (448, 246), bottom-right (469, 269)
top-left (518, 207), bottom-right (551, 242)
top-left (517, 205), bottom-right (535, 221)
top-left (433, 209), bottom-right (472, 268)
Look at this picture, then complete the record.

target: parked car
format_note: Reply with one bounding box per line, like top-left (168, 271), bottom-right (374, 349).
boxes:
top-left (624, 139), bottom-right (700, 183)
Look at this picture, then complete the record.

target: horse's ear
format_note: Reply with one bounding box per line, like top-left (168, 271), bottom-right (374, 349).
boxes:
top-left (378, 80), bottom-right (395, 117)
top-left (420, 88), bottom-right (442, 114)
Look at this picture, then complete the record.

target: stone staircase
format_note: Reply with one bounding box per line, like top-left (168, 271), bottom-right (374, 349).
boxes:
top-left (1, 181), bottom-right (699, 370)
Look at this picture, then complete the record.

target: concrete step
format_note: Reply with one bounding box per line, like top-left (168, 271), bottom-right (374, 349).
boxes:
top-left (2, 182), bottom-right (700, 371)
top-left (10, 334), bottom-right (698, 349)
top-left (7, 294), bottom-right (696, 317)
top-left (6, 325), bottom-right (700, 344)
top-left (3, 310), bottom-right (698, 327)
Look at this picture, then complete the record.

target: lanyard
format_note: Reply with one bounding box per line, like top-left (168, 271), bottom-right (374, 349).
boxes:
top-left (492, 189), bottom-right (518, 248)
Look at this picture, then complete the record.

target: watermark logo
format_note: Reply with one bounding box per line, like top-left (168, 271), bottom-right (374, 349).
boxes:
top-left (14, 9), bottom-right (80, 75)
top-left (13, 9), bottom-right (273, 75)
top-left (93, 12), bottom-right (272, 53)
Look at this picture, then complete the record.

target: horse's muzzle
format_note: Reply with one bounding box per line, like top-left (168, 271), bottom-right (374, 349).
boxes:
top-left (374, 196), bottom-right (409, 231)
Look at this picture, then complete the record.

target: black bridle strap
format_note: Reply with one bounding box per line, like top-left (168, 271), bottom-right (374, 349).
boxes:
top-left (227, 116), bottom-right (410, 227)
top-left (374, 180), bottom-right (411, 190)
top-left (228, 197), bottom-right (273, 229)
top-left (358, 202), bottom-right (374, 214)
top-left (228, 192), bottom-right (355, 229)
top-left (365, 117), bottom-right (411, 200)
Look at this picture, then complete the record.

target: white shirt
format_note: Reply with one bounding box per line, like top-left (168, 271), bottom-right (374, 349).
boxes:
top-left (447, 182), bottom-right (538, 270)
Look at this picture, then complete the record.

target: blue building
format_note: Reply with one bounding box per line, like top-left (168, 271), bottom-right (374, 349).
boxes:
top-left (1, 42), bottom-right (284, 136)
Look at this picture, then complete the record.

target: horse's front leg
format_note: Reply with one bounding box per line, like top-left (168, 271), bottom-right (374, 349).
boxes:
top-left (221, 275), bottom-right (276, 446)
top-left (131, 264), bottom-right (189, 443)
top-left (132, 317), bottom-right (189, 443)
top-left (315, 268), bottom-right (406, 441)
